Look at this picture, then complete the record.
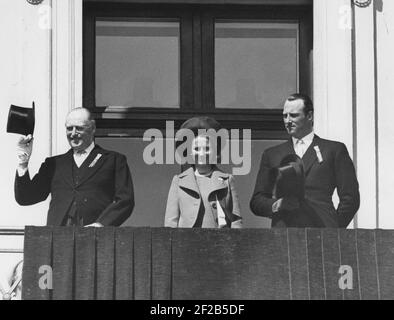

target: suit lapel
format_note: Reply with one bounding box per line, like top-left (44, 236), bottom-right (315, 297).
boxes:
top-left (302, 135), bottom-right (321, 176)
top-left (58, 150), bottom-right (74, 188)
top-left (178, 168), bottom-right (200, 197)
top-left (77, 146), bottom-right (107, 186)
top-left (178, 167), bottom-right (229, 198)
top-left (206, 170), bottom-right (229, 198)
top-left (284, 139), bottom-right (295, 157)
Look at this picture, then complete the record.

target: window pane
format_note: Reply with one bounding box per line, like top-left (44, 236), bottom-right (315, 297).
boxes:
top-left (96, 18), bottom-right (180, 108)
top-left (215, 21), bottom-right (299, 109)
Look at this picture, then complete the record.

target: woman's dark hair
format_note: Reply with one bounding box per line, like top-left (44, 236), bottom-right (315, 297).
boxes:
top-left (177, 117), bottom-right (224, 172)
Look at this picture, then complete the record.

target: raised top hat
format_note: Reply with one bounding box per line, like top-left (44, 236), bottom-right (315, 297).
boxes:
top-left (7, 102), bottom-right (35, 136)
top-left (272, 154), bottom-right (305, 199)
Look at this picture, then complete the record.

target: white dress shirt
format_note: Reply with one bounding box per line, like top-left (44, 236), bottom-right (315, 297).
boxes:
top-left (292, 131), bottom-right (315, 158)
top-left (73, 142), bottom-right (95, 168)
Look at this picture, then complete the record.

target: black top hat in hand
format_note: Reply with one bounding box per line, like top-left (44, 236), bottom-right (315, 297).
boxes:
top-left (271, 154), bottom-right (326, 228)
top-left (272, 154), bottom-right (305, 200)
top-left (7, 102), bottom-right (35, 136)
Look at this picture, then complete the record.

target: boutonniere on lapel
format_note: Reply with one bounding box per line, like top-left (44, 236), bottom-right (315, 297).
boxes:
top-left (314, 146), bottom-right (324, 164)
top-left (89, 153), bottom-right (102, 168)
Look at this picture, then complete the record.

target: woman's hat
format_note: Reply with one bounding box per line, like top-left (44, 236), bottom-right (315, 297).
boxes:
top-left (179, 116), bottom-right (221, 133)
top-left (176, 116), bottom-right (223, 147)
top-left (7, 102), bottom-right (35, 136)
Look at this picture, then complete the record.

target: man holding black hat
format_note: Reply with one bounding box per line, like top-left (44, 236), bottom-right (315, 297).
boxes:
top-left (14, 108), bottom-right (134, 227)
top-left (250, 94), bottom-right (360, 228)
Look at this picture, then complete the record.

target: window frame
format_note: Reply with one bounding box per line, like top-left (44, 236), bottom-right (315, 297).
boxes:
top-left (83, 2), bottom-right (312, 139)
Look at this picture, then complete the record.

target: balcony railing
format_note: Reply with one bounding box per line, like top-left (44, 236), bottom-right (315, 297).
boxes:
top-left (19, 227), bottom-right (394, 300)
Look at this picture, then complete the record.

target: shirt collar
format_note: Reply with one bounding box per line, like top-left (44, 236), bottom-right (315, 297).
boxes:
top-left (292, 131), bottom-right (315, 146)
top-left (74, 142), bottom-right (95, 155)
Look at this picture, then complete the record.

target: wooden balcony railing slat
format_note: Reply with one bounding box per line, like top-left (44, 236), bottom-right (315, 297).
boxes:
top-left (356, 229), bottom-right (380, 300)
top-left (52, 227), bottom-right (74, 300)
top-left (115, 228), bottom-right (134, 300)
top-left (133, 228), bottom-right (152, 300)
top-left (321, 229), bottom-right (343, 300)
top-left (22, 227), bottom-right (52, 300)
top-left (152, 228), bottom-right (172, 300)
top-left (75, 228), bottom-right (96, 300)
top-left (287, 228), bottom-right (309, 300)
top-left (375, 230), bottom-right (394, 300)
top-left (97, 228), bottom-right (116, 300)
top-left (306, 229), bottom-right (326, 300)
top-left (339, 229), bottom-right (361, 300)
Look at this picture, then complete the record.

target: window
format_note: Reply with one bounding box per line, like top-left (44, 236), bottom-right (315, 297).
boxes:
top-left (215, 21), bottom-right (299, 109)
top-left (95, 18), bottom-right (181, 108)
top-left (84, 3), bottom-right (312, 138)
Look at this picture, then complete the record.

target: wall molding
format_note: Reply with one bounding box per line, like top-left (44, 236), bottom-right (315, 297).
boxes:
top-left (353, 2), bottom-right (378, 229)
top-left (313, 0), bottom-right (356, 227)
top-left (51, 0), bottom-right (83, 155)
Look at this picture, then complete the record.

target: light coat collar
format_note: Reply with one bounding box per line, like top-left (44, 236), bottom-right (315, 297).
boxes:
top-left (178, 167), bottom-right (230, 197)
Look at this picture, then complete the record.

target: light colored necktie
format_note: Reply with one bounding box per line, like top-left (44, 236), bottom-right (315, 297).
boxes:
top-left (296, 139), bottom-right (306, 158)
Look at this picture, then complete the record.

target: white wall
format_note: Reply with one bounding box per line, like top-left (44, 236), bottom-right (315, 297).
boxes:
top-left (0, 0), bottom-right (83, 228)
top-left (314, 0), bottom-right (394, 229)
top-left (313, 0), bottom-right (355, 226)
top-left (375, 0), bottom-right (394, 228)
top-left (0, 0), bottom-right (52, 227)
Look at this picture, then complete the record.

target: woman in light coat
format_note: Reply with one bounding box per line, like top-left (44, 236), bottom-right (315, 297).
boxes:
top-left (164, 133), bottom-right (242, 229)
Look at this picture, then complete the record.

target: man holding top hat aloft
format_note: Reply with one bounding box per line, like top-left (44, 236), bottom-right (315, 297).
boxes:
top-left (250, 94), bottom-right (360, 228)
top-left (11, 107), bottom-right (134, 227)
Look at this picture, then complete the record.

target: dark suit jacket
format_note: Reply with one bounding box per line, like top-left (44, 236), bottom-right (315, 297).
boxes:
top-left (250, 135), bottom-right (360, 228)
top-left (15, 145), bottom-right (134, 226)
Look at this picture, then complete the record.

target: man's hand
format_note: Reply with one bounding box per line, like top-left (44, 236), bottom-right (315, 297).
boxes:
top-left (16, 134), bottom-right (33, 168)
top-left (272, 196), bottom-right (300, 214)
top-left (84, 222), bottom-right (104, 228)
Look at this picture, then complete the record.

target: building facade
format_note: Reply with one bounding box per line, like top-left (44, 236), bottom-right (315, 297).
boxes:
top-left (0, 0), bottom-right (393, 271)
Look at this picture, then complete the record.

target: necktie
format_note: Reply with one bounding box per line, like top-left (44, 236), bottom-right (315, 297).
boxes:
top-left (296, 139), bottom-right (306, 158)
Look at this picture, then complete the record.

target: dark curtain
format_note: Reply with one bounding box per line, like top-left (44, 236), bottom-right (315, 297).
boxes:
top-left (22, 227), bottom-right (394, 300)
